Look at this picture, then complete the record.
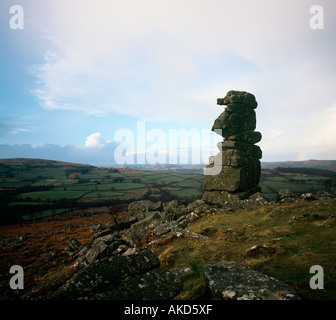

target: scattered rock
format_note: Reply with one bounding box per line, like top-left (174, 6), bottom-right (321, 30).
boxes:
top-left (172, 228), bottom-right (208, 240)
top-left (177, 212), bottom-right (199, 228)
top-left (52, 249), bottom-right (160, 299)
top-left (291, 213), bottom-right (325, 222)
top-left (244, 244), bottom-right (276, 257)
top-left (65, 237), bottom-right (83, 253)
top-left (277, 189), bottom-right (298, 202)
top-left (248, 192), bottom-right (269, 204)
top-left (154, 221), bottom-right (177, 237)
top-left (123, 248), bottom-right (140, 255)
top-left (126, 211), bottom-right (163, 245)
top-left (109, 216), bottom-right (138, 233)
top-left (77, 233), bottom-right (129, 268)
top-left (204, 261), bottom-right (300, 300)
top-left (90, 228), bottom-right (116, 244)
top-left (90, 223), bottom-right (109, 233)
top-left (128, 200), bottom-right (162, 220)
top-left (186, 199), bottom-right (205, 213)
top-left (93, 268), bottom-right (182, 300)
top-left (186, 200), bottom-right (211, 215)
top-left (300, 193), bottom-right (316, 201)
top-left (145, 237), bottom-right (168, 248)
top-left (170, 266), bottom-right (194, 278)
top-left (162, 200), bottom-right (188, 221)
top-left (224, 228), bottom-right (240, 235)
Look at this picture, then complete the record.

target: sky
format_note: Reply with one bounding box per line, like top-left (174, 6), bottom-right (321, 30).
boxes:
top-left (0, 0), bottom-right (336, 166)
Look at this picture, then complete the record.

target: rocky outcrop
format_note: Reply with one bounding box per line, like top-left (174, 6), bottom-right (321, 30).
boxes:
top-left (76, 233), bottom-right (129, 268)
top-left (126, 211), bottom-right (163, 246)
top-left (123, 199), bottom-right (210, 246)
top-left (128, 200), bottom-right (162, 220)
top-left (52, 243), bottom-right (188, 300)
top-left (204, 261), bottom-right (300, 300)
top-left (203, 90), bottom-right (262, 205)
top-left (92, 268), bottom-right (183, 300)
top-left (49, 198), bottom-right (210, 300)
top-left (20, 195), bottom-right (320, 300)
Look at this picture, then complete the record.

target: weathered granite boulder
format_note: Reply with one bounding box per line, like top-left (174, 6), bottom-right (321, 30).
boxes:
top-left (277, 189), bottom-right (298, 202)
top-left (212, 105), bottom-right (257, 138)
top-left (218, 140), bottom-right (262, 159)
top-left (217, 90), bottom-right (258, 109)
top-left (128, 200), bottom-right (162, 220)
top-left (92, 268), bottom-right (182, 300)
top-left (52, 249), bottom-right (160, 299)
top-left (65, 238), bottom-right (83, 253)
top-left (203, 161), bottom-right (261, 192)
top-left (226, 130), bottom-right (262, 144)
top-left (125, 211), bottom-right (163, 245)
top-left (186, 199), bottom-right (206, 212)
top-left (162, 200), bottom-right (188, 221)
top-left (153, 221), bottom-right (178, 236)
top-left (109, 215), bottom-right (138, 233)
top-left (172, 227), bottom-right (208, 240)
top-left (170, 266), bottom-right (194, 278)
top-left (203, 187), bottom-right (261, 205)
top-left (77, 233), bottom-right (128, 268)
top-left (204, 261), bottom-right (300, 300)
top-left (90, 228), bottom-right (116, 243)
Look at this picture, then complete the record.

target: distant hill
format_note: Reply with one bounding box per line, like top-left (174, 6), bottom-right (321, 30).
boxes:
top-left (0, 158), bottom-right (93, 168)
top-left (114, 160), bottom-right (336, 174)
top-left (261, 160), bottom-right (336, 172)
top-left (1, 158), bottom-right (336, 173)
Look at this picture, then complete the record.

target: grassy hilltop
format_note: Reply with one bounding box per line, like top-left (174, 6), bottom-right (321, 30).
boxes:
top-left (0, 158), bottom-right (336, 300)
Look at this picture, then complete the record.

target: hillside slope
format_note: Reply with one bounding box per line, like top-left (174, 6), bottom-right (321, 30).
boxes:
top-left (1, 193), bottom-right (335, 300)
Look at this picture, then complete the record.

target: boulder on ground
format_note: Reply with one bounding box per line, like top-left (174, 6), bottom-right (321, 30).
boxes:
top-left (65, 238), bottom-right (83, 252)
top-left (126, 211), bottom-right (163, 245)
top-left (93, 269), bottom-right (182, 300)
top-left (53, 249), bottom-right (160, 299)
top-left (128, 200), bottom-right (162, 212)
top-left (154, 221), bottom-right (178, 236)
top-left (109, 215), bottom-right (138, 233)
top-left (277, 189), bottom-right (298, 202)
top-left (172, 228), bottom-right (208, 240)
top-left (162, 200), bottom-right (187, 221)
top-left (204, 261), bottom-right (300, 300)
top-left (77, 234), bottom-right (128, 268)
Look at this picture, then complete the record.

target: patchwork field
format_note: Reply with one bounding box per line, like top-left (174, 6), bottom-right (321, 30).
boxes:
top-left (0, 159), bottom-right (335, 223)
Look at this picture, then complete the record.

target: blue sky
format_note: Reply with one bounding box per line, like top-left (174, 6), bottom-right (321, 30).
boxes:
top-left (1, 0), bottom-right (336, 166)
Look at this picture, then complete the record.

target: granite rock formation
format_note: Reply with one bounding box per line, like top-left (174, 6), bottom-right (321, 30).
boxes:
top-left (203, 90), bottom-right (262, 204)
top-left (204, 261), bottom-right (300, 300)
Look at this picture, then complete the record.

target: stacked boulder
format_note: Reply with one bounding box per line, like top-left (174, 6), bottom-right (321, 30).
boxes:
top-left (203, 90), bottom-right (262, 204)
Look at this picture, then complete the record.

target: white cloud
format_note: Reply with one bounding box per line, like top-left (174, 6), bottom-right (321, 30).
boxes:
top-left (27, 0), bottom-right (336, 160)
top-left (85, 132), bottom-right (106, 148)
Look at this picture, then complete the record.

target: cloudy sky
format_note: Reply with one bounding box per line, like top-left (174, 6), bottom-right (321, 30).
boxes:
top-left (0, 0), bottom-right (335, 165)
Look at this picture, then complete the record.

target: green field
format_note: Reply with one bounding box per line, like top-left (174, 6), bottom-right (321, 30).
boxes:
top-left (18, 190), bottom-right (87, 201)
top-left (0, 159), bottom-right (335, 222)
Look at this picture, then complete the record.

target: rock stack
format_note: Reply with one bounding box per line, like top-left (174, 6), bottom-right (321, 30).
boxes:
top-left (202, 90), bottom-right (262, 204)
